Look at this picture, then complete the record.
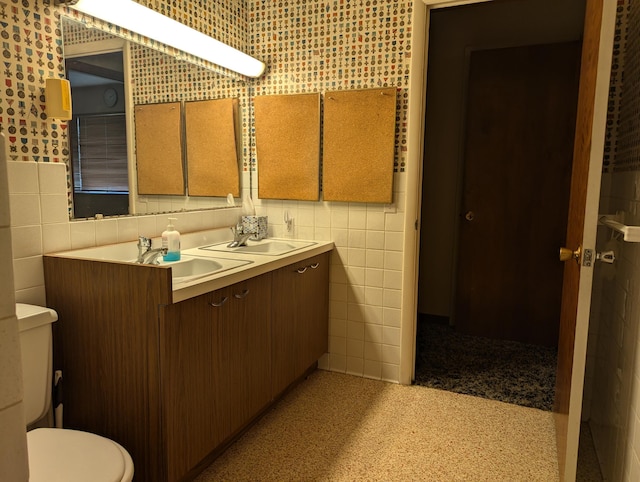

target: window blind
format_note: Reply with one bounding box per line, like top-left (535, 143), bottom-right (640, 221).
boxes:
top-left (71, 113), bottom-right (128, 193)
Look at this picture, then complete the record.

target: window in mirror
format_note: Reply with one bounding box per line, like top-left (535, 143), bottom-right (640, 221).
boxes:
top-left (66, 51), bottom-right (130, 218)
top-left (70, 113), bottom-right (128, 217)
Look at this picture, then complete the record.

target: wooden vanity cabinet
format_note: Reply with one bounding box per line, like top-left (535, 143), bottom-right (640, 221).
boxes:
top-left (271, 253), bottom-right (329, 398)
top-left (44, 249), bottom-right (329, 482)
top-left (43, 258), bottom-right (171, 482)
top-left (159, 274), bottom-right (272, 481)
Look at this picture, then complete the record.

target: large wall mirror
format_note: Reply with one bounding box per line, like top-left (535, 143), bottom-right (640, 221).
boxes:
top-left (61, 15), bottom-right (248, 220)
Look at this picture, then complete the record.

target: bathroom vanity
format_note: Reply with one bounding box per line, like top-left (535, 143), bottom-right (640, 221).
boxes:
top-left (43, 234), bottom-right (332, 482)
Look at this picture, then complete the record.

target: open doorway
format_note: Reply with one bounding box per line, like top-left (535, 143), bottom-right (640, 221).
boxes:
top-left (415, 0), bottom-right (585, 411)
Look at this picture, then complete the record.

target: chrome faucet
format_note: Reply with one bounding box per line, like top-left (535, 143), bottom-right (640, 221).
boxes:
top-left (137, 236), bottom-right (168, 264)
top-left (227, 225), bottom-right (251, 248)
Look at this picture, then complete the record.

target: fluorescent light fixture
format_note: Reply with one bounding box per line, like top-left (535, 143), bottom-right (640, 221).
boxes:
top-left (65, 0), bottom-right (266, 78)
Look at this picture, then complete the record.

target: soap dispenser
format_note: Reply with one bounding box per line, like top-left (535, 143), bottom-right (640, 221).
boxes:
top-left (162, 218), bottom-right (181, 261)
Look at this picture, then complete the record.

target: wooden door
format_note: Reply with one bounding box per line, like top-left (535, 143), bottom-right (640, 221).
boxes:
top-left (555, 0), bottom-right (612, 479)
top-left (456, 42), bottom-right (582, 346)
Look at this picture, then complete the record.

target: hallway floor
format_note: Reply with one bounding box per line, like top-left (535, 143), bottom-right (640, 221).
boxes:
top-left (414, 316), bottom-right (557, 411)
top-left (412, 316), bottom-right (603, 481)
top-left (195, 370), bottom-right (558, 481)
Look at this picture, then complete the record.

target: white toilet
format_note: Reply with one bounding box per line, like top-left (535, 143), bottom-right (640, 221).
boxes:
top-left (16, 303), bottom-right (134, 482)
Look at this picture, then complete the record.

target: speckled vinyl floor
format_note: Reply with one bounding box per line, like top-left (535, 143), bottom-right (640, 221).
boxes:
top-left (195, 370), bottom-right (559, 481)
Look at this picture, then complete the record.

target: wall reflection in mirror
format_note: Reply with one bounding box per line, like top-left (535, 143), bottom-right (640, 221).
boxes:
top-left (61, 16), bottom-right (247, 220)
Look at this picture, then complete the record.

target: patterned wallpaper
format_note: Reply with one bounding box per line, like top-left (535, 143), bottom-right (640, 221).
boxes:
top-left (2, 0), bottom-right (412, 194)
top-left (249, 0), bottom-right (412, 173)
top-left (1, 1), bottom-right (64, 163)
top-left (1, 0), bottom-right (250, 163)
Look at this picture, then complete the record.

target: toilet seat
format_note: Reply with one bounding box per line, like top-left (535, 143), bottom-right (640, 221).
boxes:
top-left (27, 428), bottom-right (134, 482)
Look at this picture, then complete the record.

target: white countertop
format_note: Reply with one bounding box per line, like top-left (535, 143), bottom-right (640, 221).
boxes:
top-left (46, 228), bottom-right (334, 303)
top-left (173, 240), bottom-right (334, 302)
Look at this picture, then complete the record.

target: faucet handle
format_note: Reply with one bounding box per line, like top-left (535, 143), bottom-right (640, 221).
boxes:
top-left (138, 236), bottom-right (151, 248)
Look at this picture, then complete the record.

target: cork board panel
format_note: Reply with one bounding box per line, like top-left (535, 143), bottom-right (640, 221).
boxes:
top-left (134, 102), bottom-right (184, 195)
top-left (322, 88), bottom-right (396, 203)
top-left (185, 98), bottom-right (240, 197)
top-left (254, 93), bottom-right (320, 201)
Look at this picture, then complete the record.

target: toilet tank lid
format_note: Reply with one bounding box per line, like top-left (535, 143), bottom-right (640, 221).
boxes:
top-left (16, 303), bottom-right (58, 332)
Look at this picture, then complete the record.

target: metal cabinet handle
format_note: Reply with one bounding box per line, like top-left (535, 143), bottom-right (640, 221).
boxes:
top-left (296, 262), bottom-right (319, 274)
top-left (209, 296), bottom-right (228, 307)
top-left (233, 289), bottom-right (250, 299)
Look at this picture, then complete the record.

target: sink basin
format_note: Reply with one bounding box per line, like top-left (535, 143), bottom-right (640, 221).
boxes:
top-left (158, 256), bottom-right (252, 284)
top-left (198, 239), bottom-right (316, 256)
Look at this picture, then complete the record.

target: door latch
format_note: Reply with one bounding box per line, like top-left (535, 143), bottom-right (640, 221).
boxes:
top-left (597, 250), bottom-right (615, 264)
top-left (581, 248), bottom-right (615, 267)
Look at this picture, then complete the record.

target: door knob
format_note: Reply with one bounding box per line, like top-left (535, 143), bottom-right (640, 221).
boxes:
top-left (465, 211), bottom-right (475, 221)
top-left (559, 246), bottom-right (581, 263)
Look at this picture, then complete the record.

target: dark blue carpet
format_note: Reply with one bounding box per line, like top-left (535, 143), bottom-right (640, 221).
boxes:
top-left (414, 318), bottom-right (557, 411)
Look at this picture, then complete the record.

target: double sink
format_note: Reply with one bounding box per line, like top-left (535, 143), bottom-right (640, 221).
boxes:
top-left (49, 234), bottom-right (318, 287)
top-left (156, 238), bottom-right (316, 284)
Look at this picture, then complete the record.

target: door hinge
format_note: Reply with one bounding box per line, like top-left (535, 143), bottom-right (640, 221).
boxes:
top-left (415, 219), bottom-right (419, 230)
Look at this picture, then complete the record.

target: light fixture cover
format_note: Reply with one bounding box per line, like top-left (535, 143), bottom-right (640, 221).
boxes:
top-left (65, 0), bottom-right (265, 78)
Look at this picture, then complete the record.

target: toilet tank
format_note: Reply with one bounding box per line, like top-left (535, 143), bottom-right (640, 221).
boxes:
top-left (16, 303), bottom-right (58, 426)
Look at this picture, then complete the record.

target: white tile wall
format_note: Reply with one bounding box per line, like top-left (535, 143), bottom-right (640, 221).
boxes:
top-left (0, 136), bottom-right (29, 480)
top-left (94, 219), bottom-right (119, 246)
top-left (7, 161), bottom-right (39, 193)
top-left (40, 194), bottom-right (69, 224)
top-left (251, 180), bottom-right (405, 383)
top-left (0, 229), bottom-right (16, 313)
top-left (585, 3), bottom-right (640, 479)
top-left (37, 162), bottom-right (67, 194)
top-left (0, 402), bottom-right (29, 482)
top-left (9, 194), bottom-right (41, 227)
top-left (589, 171), bottom-right (640, 481)
top-left (42, 223), bottom-right (71, 254)
top-left (8, 165), bottom-right (247, 301)
top-left (0, 316), bottom-right (22, 409)
top-left (11, 226), bottom-right (42, 259)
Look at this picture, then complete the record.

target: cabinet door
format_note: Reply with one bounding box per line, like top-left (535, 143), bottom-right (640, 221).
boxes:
top-left (271, 264), bottom-right (298, 398)
top-left (295, 253), bottom-right (329, 374)
top-left (161, 275), bottom-right (272, 481)
top-left (223, 274), bottom-right (272, 435)
top-left (271, 253), bottom-right (330, 398)
top-left (160, 290), bottom-right (227, 482)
